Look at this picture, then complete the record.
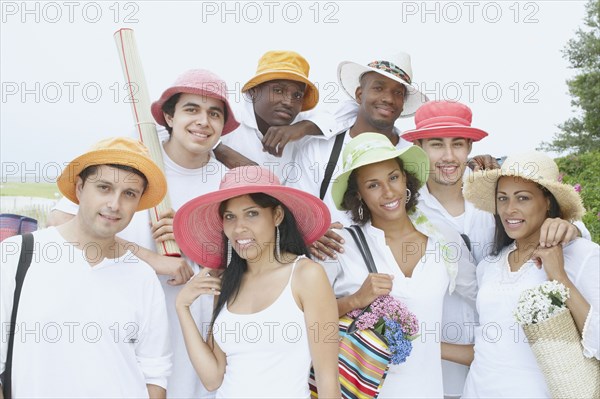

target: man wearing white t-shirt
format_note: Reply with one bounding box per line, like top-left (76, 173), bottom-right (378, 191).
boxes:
top-left (289, 53), bottom-right (428, 258)
top-left (1, 137), bottom-right (171, 398)
top-left (46, 70), bottom-right (239, 398)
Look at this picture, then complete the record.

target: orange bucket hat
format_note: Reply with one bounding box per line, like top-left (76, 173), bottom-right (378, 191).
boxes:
top-left (242, 50), bottom-right (319, 111)
top-left (56, 137), bottom-right (167, 211)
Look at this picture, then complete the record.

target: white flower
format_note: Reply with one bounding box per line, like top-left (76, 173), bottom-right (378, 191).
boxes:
top-left (514, 280), bottom-right (570, 325)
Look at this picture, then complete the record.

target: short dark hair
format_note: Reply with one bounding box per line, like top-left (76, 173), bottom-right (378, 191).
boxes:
top-left (161, 93), bottom-right (182, 135)
top-left (341, 157), bottom-right (421, 225)
top-left (79, 163), bottom-right (148, 192)
top-left (491, 182), bottom-right (561, 255)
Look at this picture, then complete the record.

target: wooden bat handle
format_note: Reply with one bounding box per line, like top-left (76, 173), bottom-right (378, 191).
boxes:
top-left (114, 28), bottom-right (180, 257)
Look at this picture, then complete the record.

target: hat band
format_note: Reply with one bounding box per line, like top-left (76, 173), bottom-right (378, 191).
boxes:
top-left (343, 141), bottom-right (397, 171)
top-left (416, 115), bottom-right (471, 129)
top-left (368, 60), bottom-right (411, 84)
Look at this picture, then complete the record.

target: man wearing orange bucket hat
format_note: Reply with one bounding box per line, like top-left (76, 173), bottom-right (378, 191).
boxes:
top-left (220, 50), bottom-right (337, 182)
top-left (47, 69), bottom-right (242, 399)
top-left (1, 138), bottom-right (171, 398)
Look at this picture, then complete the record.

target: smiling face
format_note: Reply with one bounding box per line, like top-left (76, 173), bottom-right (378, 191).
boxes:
top-left (418, 137), bottom-right (472, 187)
top-left (356, 158), bottom-right (410, 227)
top-left (221, 195), bottom-right (284, 263)
top-left (75, 165), bottom-right (145, 241)
top-left (250, 79), bottom-right (306, 132)
top-left (496, 176), bottom-right (551, 246)
top-left (355, 72), bottom-right (406, 131)
top-left (163, 93), bottom-right (225, 162)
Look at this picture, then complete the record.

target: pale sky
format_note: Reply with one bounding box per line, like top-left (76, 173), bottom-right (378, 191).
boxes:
top-left (1, 1), bottom-right (587, 182)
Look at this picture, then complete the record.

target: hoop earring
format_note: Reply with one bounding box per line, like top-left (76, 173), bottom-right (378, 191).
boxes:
top-left (275, 225), bottom-right (281, 261)
top-left (358, 202), bottom-right (364, 220)
top-left (226, 239), bottom-right (232, 266)
top-left (405, 188), bottom-right (412, 204)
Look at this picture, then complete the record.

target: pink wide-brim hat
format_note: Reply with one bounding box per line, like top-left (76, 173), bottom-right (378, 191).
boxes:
top-left (173, 166), bottom-right (331, 269)
top-left (401, 100), bottom-right (488, 142)
top-left (151, 69), bottom-right (240, 135)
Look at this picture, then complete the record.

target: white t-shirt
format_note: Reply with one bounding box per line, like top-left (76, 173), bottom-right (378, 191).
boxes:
top-left (463, 239), bottom-right (600, 398)
top-left (0, 227), bottom-right (171, 398)
top-left (52, 141), bottom-right (227, 399)
top-left (221, 98), bottom-right (336, 183)
top-left (416, 184), bottom-right (495, 396)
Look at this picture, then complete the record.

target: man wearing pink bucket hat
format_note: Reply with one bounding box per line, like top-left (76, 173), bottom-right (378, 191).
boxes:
top-left (48, 69), bottom-right (242, 399)
top-left (220, 50), bottom-right (338, 182)
top-left (402, 100), bottom-right (590, 398)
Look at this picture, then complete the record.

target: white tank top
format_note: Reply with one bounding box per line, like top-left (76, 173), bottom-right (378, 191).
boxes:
top-left (212, 256), bottom-right (311, 398)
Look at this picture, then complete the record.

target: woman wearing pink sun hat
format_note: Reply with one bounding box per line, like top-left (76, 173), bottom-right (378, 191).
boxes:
top-left (172, 166), bottom-right (341, 398)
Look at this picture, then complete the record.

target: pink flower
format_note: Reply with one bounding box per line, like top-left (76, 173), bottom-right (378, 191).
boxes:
top-left (557, 174), bottom-right (564, 183)
top-left (573, 184), bottom-right (582, 193)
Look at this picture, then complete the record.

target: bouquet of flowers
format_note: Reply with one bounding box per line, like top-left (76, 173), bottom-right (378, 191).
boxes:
top-left (514, 280), bottom-right (570, 324)
top-left (347, 295), bottom-right (419, 365)
top-left (514, 280), bottom-right (599, 398)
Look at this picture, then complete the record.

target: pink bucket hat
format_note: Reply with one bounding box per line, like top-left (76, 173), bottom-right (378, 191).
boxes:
top-left (173, 166), bottom-right (331, 269)
top-left (151, 69), bottom-right (240, 135)
top-left (401, 100), bottom-right (488, 142)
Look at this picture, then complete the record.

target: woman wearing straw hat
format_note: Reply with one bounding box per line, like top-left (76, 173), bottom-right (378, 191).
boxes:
top-left (326, 133), bottom-right (477, 398)
top-left (446, 152), bottom-right (599, 397)
top-left (172, 166), bottom-right (341, 398)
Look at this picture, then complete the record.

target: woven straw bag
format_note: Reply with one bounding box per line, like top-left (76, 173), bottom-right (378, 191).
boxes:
top-left (523, 308), bottom-right (600, 398)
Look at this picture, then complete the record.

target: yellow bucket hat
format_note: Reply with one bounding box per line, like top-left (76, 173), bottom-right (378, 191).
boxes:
top-left (242, 50), bottom-right (319, 111)
top-left (56, 137), bottom-right (167, 211)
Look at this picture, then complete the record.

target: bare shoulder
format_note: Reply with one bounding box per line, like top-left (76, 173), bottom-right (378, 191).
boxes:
top-left (293, 256), bottom-right (328, 282)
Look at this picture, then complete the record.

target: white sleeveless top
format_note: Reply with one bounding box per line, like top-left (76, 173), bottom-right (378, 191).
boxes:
top-left (212, 256), bottom-right (311, 398)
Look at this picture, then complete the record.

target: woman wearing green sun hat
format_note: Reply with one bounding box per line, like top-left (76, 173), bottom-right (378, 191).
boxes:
top-left (325, 132), bottom-right (477, 398)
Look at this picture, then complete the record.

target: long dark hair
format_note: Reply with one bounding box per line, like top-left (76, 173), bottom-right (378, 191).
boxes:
top-left (491, 182), bottom-right (561, 255)
top-left (341, 157), bottom-right (421, 225)
top-left (210, 193), bottom-right (310, 327)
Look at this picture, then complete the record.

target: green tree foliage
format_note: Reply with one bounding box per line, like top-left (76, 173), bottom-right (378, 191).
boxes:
top-left (555, 151), bottom-right (600, 243)
top-left (540, 0), bottom-right (600, 154)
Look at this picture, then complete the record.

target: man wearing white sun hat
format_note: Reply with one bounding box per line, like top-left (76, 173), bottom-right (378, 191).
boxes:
top-left (290, 52), bottom-right (429, 244)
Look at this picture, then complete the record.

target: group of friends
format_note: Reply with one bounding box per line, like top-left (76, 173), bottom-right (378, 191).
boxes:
top-left (1, 50), bottom-right (598, 399)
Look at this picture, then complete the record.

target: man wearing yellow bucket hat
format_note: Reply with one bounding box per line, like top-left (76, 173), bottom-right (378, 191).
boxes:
top-left (0, 138), bottom-right (171, 398)
top-left (220, 50), bottom-right (337, 182)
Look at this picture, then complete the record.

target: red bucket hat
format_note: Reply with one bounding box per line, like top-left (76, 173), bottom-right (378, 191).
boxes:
top-left (173, 166), bottom-right (331, 269)
top-left (151, 69), bottom-right (240, 135)
top-left (401, 101), bottom-right (488, 142)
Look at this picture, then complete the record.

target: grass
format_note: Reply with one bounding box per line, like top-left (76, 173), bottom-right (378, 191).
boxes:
top-left (0, 182), bottom-right (61, 199)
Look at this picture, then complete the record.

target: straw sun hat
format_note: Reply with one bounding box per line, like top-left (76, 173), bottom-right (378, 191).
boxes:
top-left (464, 152), bottom-right (585, 221)
top-left (173, 166), bottom-right (331, 269)
top-left (56, 137), bottom-right (167, 211)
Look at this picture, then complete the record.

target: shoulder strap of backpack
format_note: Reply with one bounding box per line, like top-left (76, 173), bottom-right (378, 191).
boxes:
top-left (3, 232), bottom-right (34, 399)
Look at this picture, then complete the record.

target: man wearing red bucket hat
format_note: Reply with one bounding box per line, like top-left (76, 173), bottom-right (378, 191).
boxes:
top-left (47, 69), bottom-right (242, 399)
top-left (401, 100), bottom-right (590, 398)
top-left (220, 50), bottom-right (337, 182)
top-left (1, 138), bottom-right (171, 398)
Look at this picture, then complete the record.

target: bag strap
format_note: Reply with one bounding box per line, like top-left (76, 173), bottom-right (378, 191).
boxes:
top-left (345, 225), bottom-right (378, 273)
top-left (319, 131), bottom-right (347, 200)
top-left (3, 233), bottom-right (34, 399)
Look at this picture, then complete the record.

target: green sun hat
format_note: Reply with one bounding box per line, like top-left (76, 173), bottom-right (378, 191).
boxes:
top-left (331, 133), bottom-right (430, 210)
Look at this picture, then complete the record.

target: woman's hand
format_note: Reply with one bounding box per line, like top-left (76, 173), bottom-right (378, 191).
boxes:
top-left (351, 273), bottom-right (394, 310)
top-left (176, 269), bottom-right (222, 309)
